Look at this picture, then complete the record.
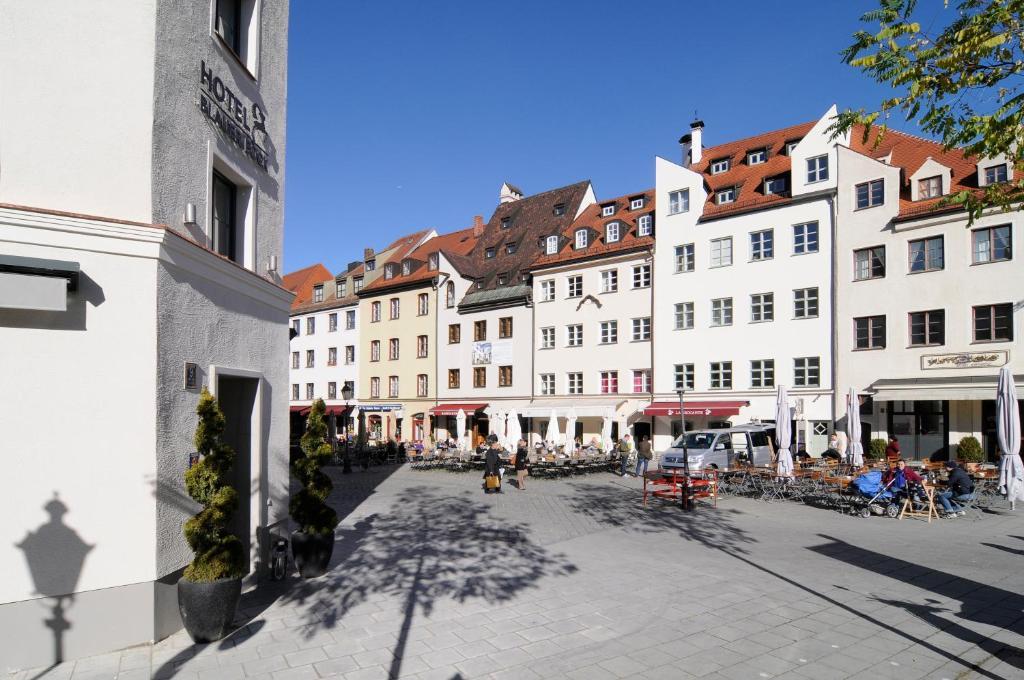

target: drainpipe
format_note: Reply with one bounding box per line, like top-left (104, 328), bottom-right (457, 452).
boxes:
top-left (647, 245), bottom-right (656, 444)
top-left (829, 192), bottom-right (839, 428)
top-left (433, 272), bottom-right (450, 443)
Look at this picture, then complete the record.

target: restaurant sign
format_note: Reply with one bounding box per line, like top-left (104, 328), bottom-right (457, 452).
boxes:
top-left (920, 350), bottom-right (1008, 370)
top-left (198, 61), bottom-right (269, 171)
top-left (663, 407), bottom-right (714, 416)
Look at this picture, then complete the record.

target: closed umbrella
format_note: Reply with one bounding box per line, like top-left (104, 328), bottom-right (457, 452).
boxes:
top-left (847, 387), bottom-right (863, 467)
top-left (544, 409), bottom-right (560, 448)
top-left (996, 367), bottom-right (1024, 510)
top-left (775, 386), bottom-right (793, 476)
top-left (456, 409), bottom-right (467, 451)
top-left (564, 408), bottom-right (577, 454)
top-left (491, 411), bottom-right (506, 449)
top-left (601, 414), bottom-right (613, 454)
top-left (506, 409), bottom-right (521, 448)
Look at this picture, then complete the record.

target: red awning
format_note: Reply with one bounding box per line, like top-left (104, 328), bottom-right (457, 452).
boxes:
top-left (289, 405), bottom-right (310, 414)
top-left (429, 403), bottom-right (488, 416)
top-left (642, 400), bottom-right (750, 417)
top-left (323, 405), bottom-right (352, 417)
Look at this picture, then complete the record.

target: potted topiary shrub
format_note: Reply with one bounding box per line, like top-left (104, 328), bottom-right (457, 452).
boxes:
top-left (178, 388), bottom-right (246, 643)
top-left (869, 438), bottom-right (888, 461)
top-left (290, 399), bottom-right (339, 578)
top-left (956, 436), bottom-right (984, 464)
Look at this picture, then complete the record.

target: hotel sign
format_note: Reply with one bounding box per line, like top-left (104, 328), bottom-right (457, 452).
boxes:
top-left (198, 61), bottom-right (269, 171)
top-left (921, 350), bottom-right (1008, 370)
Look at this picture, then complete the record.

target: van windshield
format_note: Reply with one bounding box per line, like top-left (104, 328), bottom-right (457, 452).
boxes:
top-left (671, 432), bottom-right (717, 449)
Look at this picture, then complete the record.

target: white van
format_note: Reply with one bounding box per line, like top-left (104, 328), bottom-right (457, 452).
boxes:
top-left (659, 424), bottom-right (775, 471)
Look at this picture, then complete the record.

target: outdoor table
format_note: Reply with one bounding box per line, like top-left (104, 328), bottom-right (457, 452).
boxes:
top-left (899, 483), bottom-right (939, 522)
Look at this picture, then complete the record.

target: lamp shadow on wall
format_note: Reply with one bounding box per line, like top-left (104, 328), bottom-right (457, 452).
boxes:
top-left (15, 493), bottom-right (93, 677)
top-left (0, 271), bottom-right (104, 332)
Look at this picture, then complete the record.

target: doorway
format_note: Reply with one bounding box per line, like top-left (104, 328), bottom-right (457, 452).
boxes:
top-left (887, 400), bottom-right (949, 461)
top-left (633, 421), bottom-right (651, 443)
top-left (217, 375), bottom-right (258, 574)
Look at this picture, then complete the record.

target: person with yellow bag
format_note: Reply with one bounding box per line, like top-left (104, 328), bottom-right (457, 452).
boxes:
top-left (483, 434), bottom-right (503, 494)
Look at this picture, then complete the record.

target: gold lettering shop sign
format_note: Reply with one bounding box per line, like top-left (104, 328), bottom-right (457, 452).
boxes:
top-left (920, 350), bottom-right (1008, 370)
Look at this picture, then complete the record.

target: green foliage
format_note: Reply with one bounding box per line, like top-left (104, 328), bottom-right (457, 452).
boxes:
top-left (956, 435), bottom-right (985, 462)
top-left (182, 388), bottom-right (245, 583)
top-left (870, 438), bottom-right (889, 459)
top-left (290, 399), bottom-right (339, 536)
top-left (833, 0), bottom-right (1024, 222)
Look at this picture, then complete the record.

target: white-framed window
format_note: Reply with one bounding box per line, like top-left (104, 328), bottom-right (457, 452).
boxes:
top-left (345, 309), bottom-right (356, 329)
top-left (306, 317), bottom-right (315, 335)
top-left (383, 263), bottom-right (396, 279)
top-left (370, 340), bottom-right (380, 362)
top-left (402, 260), bottom-right (412, 275)
top-left (327, 382), bottom-right (337, 399)
top-left (711, 298), bottom-right (733, 327)
top-left (306, 349), bottom-right (315, 367)
top-left (985, 164), bottom-right (1009, 184)
top-left (637, 214), bottom-right (653, 236)
top-left (336, 280), bottom-right (347, 298)
top-left (909, 236), bottom-right (944, 272)
top-left (417, 293), bottom-right (429, 316)
top-left (417, 374), bottom-right (429, 397)
top-left (327, 347), bottom-right (337, 366)
top-left (632, 370), bottom-right (651, 393)
top-left (291, 319), bottom-right (300, 335)
top-left (445, 281), bottom-right (456, 308)
top-left (567, 324), bottom-right (583, 347)
top-left (972, 225), bottom-right (1012, 264)
top-left (428, 252), bottom-right (439, 270)
top-left (632, 264), bottom-right (651, 288)
top-left (751, 293), bottom-right (774, 322)
top-left (371, 301), bottom-right (381, 322)
top-left (567, 372), bottom-right (583, 395)
top-left (545, 235), bottom-right (559, 255)
top-left (632, 317), bottom-right (651, 341)
top-left (345, 346), bottom-right (355, 364)
top-left (365, 259), bottom-right (376, 272)
top-left (855, 179), bottom-right (885, 209)
top-left (807, 155), bottom-right (829, 183)
top-left (710, 158), bottom-right (731, 174)
top-left (675, 302), bottom-right (694, 330)
top-left (750, 229), bottom-right (774, 261)
top-left (918, 175), bottom-right (942, 199)
top-left (353, 276), bottom-right (364, 293)
top-left (710, 237), bottom-right (733, 267)
top-left (567, 275), bottom-right (583, 298)
top-left (575, 229), bottom-right (589, 249)
top-left (370, 377), bottom-right (380, 398)
top-left (328, 313), bottom-right (338, 332)
top-left (540, 279), bottom-right (555, 302)
top-left (388, 376), bottom-right (399, 398)
top-left (606, 222), bottom-right (621, 243)
top-left (540, 373), bottom-right (555, 396)
top-left (305, 383), bottom-right (314, 399)
top-left (675, 243), bottom-right (695, 273)
top-left (388, 337), bottom-right (399, 360)
top-left (313, 285), bottom-right (324, 303)
top-left (291, 351), bottom-right (299, 369)
top-left (794, 287), bottom-right (819, 318)
top-left (785, 140), bottom-right (801, 155)
top-left (674, 364), bottom-right (695, 390)
top-left (764, 177), bottom-right (787, 195)
top-left (668, 189), bottom-right (690, 214)
top-left (716, 187), bottom-right (736, 204)
top-left (794, 357), bottom-right (820, 387)
top-left (600, 269), bottom-right (618, 293)
top-left (710, 361), bottom-right (732, 389)
top-left (793, 222), bottom-right (819, 254)
top-left (750, 359), bottom-right (775, 389)
top-left (601, 204), bottom-right (615, 217)
top-left (389, 297), bottom-right (400, 319)
top-left (600, 370), bottom-right (619, 394)
top-left (747, 149), bottom-right (767, 165)
top-left (291, 384), bottom-right (299, 400)
top-left (600, 320), bottom-right (618, 344)
top-left (417, 334), bottom-right (429, 358)
top-left (630, 197), bottom-right (645, 210)
top-left (540, 326), bottom-right (555, 349)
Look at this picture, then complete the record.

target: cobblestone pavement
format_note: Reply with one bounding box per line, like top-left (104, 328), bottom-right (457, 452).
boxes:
top-left (12, 465), bottom-right (1024, 680)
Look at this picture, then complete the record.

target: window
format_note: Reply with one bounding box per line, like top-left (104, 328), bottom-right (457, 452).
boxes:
top-left (345, 346), bottom-right (355, 364)
top-left (675, 243), bottom-right (695, 273)
top-left (601, 204), bottom-right (615, 217)
top-left (786, 140), bottom-right (801, 155)
top-left (328, 382), bottom-right (337, 399)
top-left (448, 369), bottom-right (461, 389)
top-left (751, 293), bottom-right (774, 322)
top-left (606, 222), bottom-right (621, 243)
top-left (448, 324), bottom-right (461, 344)
top-left (353, 277), bottom-right (363, 293)
top-left (291, 384), bottom-right (299, 400)
top-left (499, 365), bottom-right (513, 387)
top-left (211, 170), bottom-right (239, 262)
top-left (793, 222), bottom-right (819, 254)
top-left (919, 176), bottom-right (942, 199)
top-left (973, 225), bottom-right (1012, 264)
top-left (366, 260), bottom-right (376, 272)
top-left (747, 149), bottom-right (766, 165)
top-left (600, 371), bottom-right (619, 394)
top-left (567, 275), bottom-right (583, 298)
top-left (313, 285), bottom-right (324, 303)
top-left (290, 351), bottom-right (299, 369)
top-left (540, 280), bottom-right (555, 301)
top-left (505, 242), bottom-right (517, 255)
top-left (910, 310), bottom-right (945, 347)
top-left (383, 264), bottom-right (396, 279)
top-left (909, 236), bottom-right (944, 272)
top-left (499, 316), bottom-right (513, 338)
top-left (632, 317), bottom-right (651, 341)
top-left (485, 247), bottom-right (496, 259)
top-left (553, 204), bottom-right (565, 216)
top-left (807, 155), bottom-right (829, 183)
top-left (540, 326), bottom-right (555, 349)
top-left (389, 298), bottom-right (400, 319)
top-left (854, 247), bottom-right (886, 280)
top-left (502, 217), bottom-right (512, 229)
top-left (710, 237), bottom-right (733, 267)
top-left (716, 187), bottom-right (736, 204)
top-left (854, 316), bottom-right (886, 349)
top-left (710, 362), bottom-right (732, 389)
top-left (794, 357), bottom-right (820, 387)
top-left (328, 347), bottom-right (337, 366)
top-left (336, 280), bottom-right (347, 298)
top-left (750, 229), bottom-right (774, 261)
top-left (974, 304), bottom-right (1014, 342)
top-left (343, 381), bottom-right (354, 398)
top-left (855, 179), bottom-right (885, 209)
top-left (388, 376), bottom-right (399, 398)
top-left (291, 319), bottom-right (300, 335)
top-left (345, 310), bottom-right (356, 329)
top-left (764, 177), bottom-right (787, 195)
top-left (794, 287), bottom-right (818, 319)
top-left (632, 264), bottom-right (651, 288)
top-left (985, 164), bottom-right (1008, 184)
top-left (630, 197), bottom-right (645, 210)
top-left (417, 293), bottom-right (429, 316)
top-left (711, 298), bottom-right (733, 327)
top-left (545, 235), bottom-right (559, 255)
top-left (674, 364), bottom-right (695, 390)
top-left (474, 367), bottom-right (486, 388)
top-left (540, 373), bottom-right (555, 396)
top-left (428, 253), bottom-right (439, 270)
top-left (328, 313), bottom-right (338, 332)
top-left (370, 340), bottom-right (380, 362)
top-left (370, 377), bottom-right (380, 398)
top-left (600, 269), bottom-right (618, 293)
top-left (567, 324), bottom-right (583, 347)
top-left (474, 320), bottom-right (487, 341)
top-left (305, 350), bottom-right (314, 368)
top-left (633, 370), bottom-right (651, 393)
top-left (675, 302), bottom-right (694, 330)
top-left (751, 360), bottom-right (775, 388)
top-left (306, 317), bottom-right (315, 335)
top-left (305, 383), bottom-right (314, 399)
top-left (567, 372), bottom-right (583, 395)
top-left (710, 158), bottom-right (730, 174)
top-left (575, 229), bottom-right (588, 249)
top-left (371, 301), bottom-right (381, 322)
top-left (214, 0), bottom-right (243, 54)
top-left (388, 338), bottom-right (399, 360)
top-left (417, 374), bottom-right (428, 397)
top-left (668, 189), bottom-right (690, 214)
top-left (417, 335), bottom-right (428, 358)
top-left (637, 214), bottom-right (653, 236)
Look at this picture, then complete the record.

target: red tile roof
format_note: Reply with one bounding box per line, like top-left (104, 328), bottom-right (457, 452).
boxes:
top-left (361, 226), bottom-right (479, 295)
top-left (282, 263), bottom-right (333, 310)
top-left (290, 263), bottom-right (365, 314)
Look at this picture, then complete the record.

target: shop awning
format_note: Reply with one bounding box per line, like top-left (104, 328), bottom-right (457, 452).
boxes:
top-left (869, 375), bottom-right (1024, 402)
top-left (323, 405), bottom-right (352, 416)
top-left (429, 403), bottom-right (487, 416)
top-left (643, 400), bottom-right (750, 417)
top-left (289, 405), bottom-right (310, 414)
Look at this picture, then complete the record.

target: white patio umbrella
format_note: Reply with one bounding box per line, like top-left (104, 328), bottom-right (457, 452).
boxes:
top-left (506, 409), bottom-right (521, 448)
top-left (996, 366), bottom-right (1024, 510)
top-left (564, 408), bottom-right (577, 454)
top-left (601, 414), bottom-right (613, 454)
top-left (544, 409), bottom-right (560, 448)
top-left (847, 387), bottom-right (864, 467)
top-left (775, 386), bottom-right (793, 476)
top-left (491, 411), bottom-right (506, 449)
top-left (456, 409), bottom-right (467, 451)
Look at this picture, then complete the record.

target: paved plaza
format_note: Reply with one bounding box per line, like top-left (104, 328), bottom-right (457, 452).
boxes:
top-left (12, 465), bottom-right (1024, 680)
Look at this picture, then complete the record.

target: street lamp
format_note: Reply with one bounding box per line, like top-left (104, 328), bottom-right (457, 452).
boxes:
top-left (676, 388), bottom-right (691, 511)
top-left (341, 383), bottom-right (354, 474)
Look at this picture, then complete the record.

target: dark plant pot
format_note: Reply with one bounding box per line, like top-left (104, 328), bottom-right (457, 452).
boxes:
top-left (291, 530), bottom-right (334, 578)
top-left (177, 576), bottom-right (242, 643)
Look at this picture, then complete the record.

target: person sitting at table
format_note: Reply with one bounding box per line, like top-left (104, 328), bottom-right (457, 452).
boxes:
top-left (821, 447), bottom-right (841, 461)
top-left (794, 448), bottom-right (812, 462)
top-left (937, 460), bottom-right (974, 517)
top-left (883, 459), bottom-right (925, 506)
top-left (885, 435), bottom-right (901, 461)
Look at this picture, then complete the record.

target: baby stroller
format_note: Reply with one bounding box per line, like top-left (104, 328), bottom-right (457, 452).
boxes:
top-left (848, 470), bottom-right (900, 518)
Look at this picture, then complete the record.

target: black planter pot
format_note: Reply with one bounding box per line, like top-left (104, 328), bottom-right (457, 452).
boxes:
top-left (177, 576), bottom-right (242, 643)
top-left (291, 530), bottom-right (334, 578)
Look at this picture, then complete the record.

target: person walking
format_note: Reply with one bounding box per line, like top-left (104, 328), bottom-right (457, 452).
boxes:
top-left (514, 438), bottom-right (529, 490)
top-left (618, 434), bottom-right (634, 476)
top-left (635, 436), bottom-right (653, 478)
top-left (483, 434), bottom-right (503, 493)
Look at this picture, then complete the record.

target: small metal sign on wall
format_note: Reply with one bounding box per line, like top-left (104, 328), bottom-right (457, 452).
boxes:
top-left (184, 362), bottom-right (199, 390)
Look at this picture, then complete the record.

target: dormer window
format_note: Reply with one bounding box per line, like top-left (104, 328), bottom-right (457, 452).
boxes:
top-left (601, 204), bottom-right (615, 217)
top-left (313, 284), bottom-right (324, 303)
top-left (501, 217), bottom-right (512, 229)
top-left (365, 259), bottom-right (376, 271)
top-left (505, 242), bottom-right (517, 255)
top-left (353, 276), bottom-right (363, 292)
top-left (985, 164), bottom-right (1008, 184)
top-left (383, 263), bottom-right (396, 279)
top-left (629, 197), bottom-right (645, 210)
top-left (918, 176), bottom-right (942, 199)
top-left (716, 187), bottom-right (736, 205)
top-left (575, 229), bottom-right (589, 249)
top-left (497, 272), bottom-right (508, 285)
top-left (336, 279), bottom-right (347, 298)
top-left (747, 148), bottom-right (767, 165)
top-left (710, 158), bottom-right (731, 174)
top-left (401, 260), bottom-right (412, 275)
top-left (764, 176), bottom-right (788, 196)
top-left (637, 214), bottom-right (652, 236)
top-left (485, 247), bottom-right (496, 259)
top-left (785, 140), bottom-right (801, 155)
top-left (428, 253), bottom-right (439, 270)
top-left (606, 222), bottom-right (621, 243)
top-left (545, 235), bottom-right (558, 255)
top-left (553, 204), bottom-right (565, 216)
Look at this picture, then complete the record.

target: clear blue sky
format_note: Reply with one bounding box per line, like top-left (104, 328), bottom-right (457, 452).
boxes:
top-left (283, 0), bottom-right (917, 273)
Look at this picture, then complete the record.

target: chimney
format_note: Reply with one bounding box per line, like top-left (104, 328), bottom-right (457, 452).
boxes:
top-left (689, 119), bottom-right (704, 165)
top-left (499, 182), bottom-right (523, 204)
top-left (472, 215), bottom-right (485, 237)
top-left (363, 247), bottom-right (374, 261)
top-left (678, 133), bottom-right (692, 167)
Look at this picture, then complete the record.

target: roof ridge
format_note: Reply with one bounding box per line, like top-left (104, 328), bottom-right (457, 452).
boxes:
top-left (702, 120), bottom-right (817, 155)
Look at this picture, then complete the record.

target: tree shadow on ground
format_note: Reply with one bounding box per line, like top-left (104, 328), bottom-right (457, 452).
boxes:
top-left (280, 486), bottom-right (577, 679)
